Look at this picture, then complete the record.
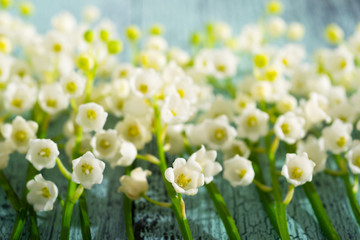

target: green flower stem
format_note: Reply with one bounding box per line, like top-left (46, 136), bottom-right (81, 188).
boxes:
top-left (334, 155), bottom-right (360, 226)
top-left (302, 182), bottom-right (340, 240)
top-left (56, 158), bottom-right (72, 180)
top-left (266, 136), bottom-right (290, 240)
top-left (9, 207), bottom-right (27, 240)
top-left (285, 144), bottom-right (340, 239)
top-left (136, 154), bottom-right (160, 165)
top-left (153, 101), bottom-right (193, 240)
top-left (0, 170), bottom-right (23, 212)
top-left (251, 150), bottom-right (280, 235)
top-left (70, 185), bottom-right (84, 203)
top-left (142, 194), bottom-right (172, 208)
top-left (282, 185), bottom-right (295, 205)
top-left (253, 179), bottom-right (272, 192)
top-left (205, 182), bottom-right (241, 240)
top-left (29, 207), bottom-right (40, 239)
top-left (79, 193), bottom-right (92, 240)
top-left (225, 78), bottom-right (236, 99)
top-left (124, 165), bottom-right (135, 240)
top-left (61, 180), bottom-right (77, 240)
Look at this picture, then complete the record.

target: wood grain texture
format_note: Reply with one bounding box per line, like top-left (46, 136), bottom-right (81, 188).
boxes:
top-left (1, 0), bottom-right (360, 239)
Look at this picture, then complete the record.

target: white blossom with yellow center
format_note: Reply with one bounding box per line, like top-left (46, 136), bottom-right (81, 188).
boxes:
top-left (223, 155), bottom-right (254, 187)
top-left (90, 129), bottom-right (119, 160)
top-left (165, 157), bottom-right (204, 195)
top-left (76, 102), bottom-right (108, 132)
top-left (4, 82), bottom-right (37, 114)
top-left (118, 167), bottom-right (151, 200)
top-left (281, 153), bottom-right (315, 187)
top-left (26, 139), bottom-right (59, 171)
top-left (236, 108), bottom-right (269, 142)
top-left (26, 174), bottom-right (58, 212)
top-left (203, 115), bottom-right (237, 150)
top-left (38, 83), bottom-right (69, 115)
top-left (72, 151), bottom-right (105, 189)
top-left (322, 119), bottom-right (352, 154)
top-left (297, 136), bottom-right (327, 174)
top-left (130, 68), bottom-right (162, 98)
top-left (346, 141), bottom-right (360, 174)
top-left (60, 71), bottom-right (86, 98)
top-left (274, 112), bottom-right (305, 144)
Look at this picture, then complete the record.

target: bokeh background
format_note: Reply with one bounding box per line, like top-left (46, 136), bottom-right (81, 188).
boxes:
top-left (1, 0), bottom-right (360, 239)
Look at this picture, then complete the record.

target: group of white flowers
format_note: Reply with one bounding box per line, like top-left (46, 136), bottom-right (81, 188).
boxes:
top-left (0, 0), bottom-right (360, 238)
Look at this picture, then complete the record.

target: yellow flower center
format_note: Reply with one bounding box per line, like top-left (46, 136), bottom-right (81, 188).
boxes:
top-left (238, 169), bottom-right (247, 179)
top-left (265, 68), bottom-right (278, 82)
top-left (81, 163), bottom-right (94, 175)
top-left (291, 167), bottom-right (303, 179)
top-left (339, 59), bottom-right (347, 70)
top-left (38, 148), bottom-right (51, 158)
top-left (281, 123), bottom-right (291, 135)
top-left (233, 145), bottom-right (243, 156)
top-left (128, 125), bottom-right (140, 138)
top-left (216, 64), bottom-right (226, 73)
top-left (354, 156), bottom-right (360, 168)
top-left (53, 43), bottom-right (62, 53)
top-left (41, 187), bottom-right (51, 199)
top-left (171, 109), bottom-right (177, 116)
top-left (11, 98), bottom-right (22, 108)
top-left (86, 109), bottom-right (97, 120)
top-left (46, 99), bottom-right (57, 108)
top-left (247, 115), bottom-right (258, 127)
top-left (99, 139), bottom-right (111, 149)
top-left (119, 70), bottom-right (128, 78)
top-left (177, 89), bottom-right (185, 98)
top-left (15, 130), bottom-right (27, 143)
top-left (117, 100), bottom-right (124, 110)
top-left (138, 83), bottom-right (148, 94)
top-left (254, 54), bottom-right (268, 68)
top-left (238, 101), bottom-right (247, 108)
top-left (66, 81), bottom-right (77, 93)
top-left (336, 136), bottom-right (346, 148)
top-left (282, 58), bottom-right (288, 67)
top-left (214, 128), bottom-right (226, 141)
top-left (176, 173), bottom-right (192, 188)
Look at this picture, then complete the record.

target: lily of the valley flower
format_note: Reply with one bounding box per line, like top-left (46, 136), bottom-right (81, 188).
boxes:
top-left (76, 102), bottom-right (108, 132)
top-left (26, 174), bottom-right (58, 212)
top-left (236, 108), bottom-right (269, 142)
top-left (203, 115), bottom-right (237, 150)
top-left (91, 129), bottom-right (119, 160)
top-left (322, 119), bottom-right (352, 154)
top-left (72, 151), bottom-right (106, 189)
top-left (26, 139), bottom-right (59, 171)
top-left (0, 140), bottom-right (14, 169)
top-left (1, 116), bottom-right (38, 154)
top-left (110, 139), bottom-right (137, 167)
top-left (223, 155), bottom-right (255, 187)
top-left (346, 140), bottom-right (360, 174)
top-left (297, 136), bottom-right (327, 174)
top-left (188, 145), bottom-right (222, 184)
top-left (60, 71), bottom-right (86, 98)
top-left (274, 112), bottom-right (305, 144)
top-left (281, 152), bottom-right (315, 187)
top-left (165, 157), bottom-right (204, 195)
top-left (118, 167), bottom-right (151, 200)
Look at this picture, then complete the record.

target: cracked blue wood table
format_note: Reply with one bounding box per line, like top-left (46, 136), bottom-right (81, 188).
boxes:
top-left (1, 0), bottom-right (360, 239)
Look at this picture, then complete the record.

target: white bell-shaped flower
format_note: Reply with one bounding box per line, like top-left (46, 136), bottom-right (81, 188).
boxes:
top-left (0, 140), bottom-right (14, 169)
top-left (188, 145), bottom-right (222, 184)
top-left (1, 116), bottom-right (38, 154)
top-left (90, 129), bottom-right (119, 160)
top-left (222, 139), bottom-right (251, 160)
top-left (4, 82), bottom-right (37, 114)
top-left (76, 102), bottom-right (108, 132)
top-left (236, 108), bottom-right (269, 142)
top-left (346, 140), bottom-right (360, 174)
top-left (297, 136), bottom-right (327, 174)
top-left (130, 68), bottom-right (162, 98)
top-left (274, 112), bottom-right (305, 144)
top-left (165, 158), bottom-right (204, 195)
top-left (223, 155), bottom-right (254, 187)
top-left (26, 139), bottom-right (59, 171)
top-left (118, 167), bottom-right (151, 200)
top-left (281, 153), bottom-right (315, 187)
top-left (110, 139), bottom-right (138, 167)
top-left (72, 151), bottom-right (106, 189)
top-left (38, 83), bottom-right (69, 115)
top-left (26, 174), bottom-right (58, 212)
top-left (203, 115), bottom-right (237, 150)
top-left (60, 71), bottom-right (86, 98)
top-left (115, 115), bottom-right (151, 150)
top-left (322, 119), bottom-right (352, 154)
top-left (161, 95), bottom-right (192, 125)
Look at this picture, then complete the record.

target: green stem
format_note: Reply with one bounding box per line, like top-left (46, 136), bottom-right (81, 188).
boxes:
top-left (205, 182), bottom-right (241, 240)
top-left (251, 150), bottom-right (280, 235)
top-left (29, 207), bottom-right (40, 240)
top-left (153, 101), bottom-right (193, 240)
top-left (0, 170), bottom-right (23, 212)
top-left (142, 194), bottom-right (172, 208)
top-left (124, 165), bottom-right (135, 240)
top-left (266, 136), bottom-right (290, 240)
top-left (334, 155), bottom-right (360, 226)
top-left (9, 207), bottom-right (27, 240)
top-left (56, 158), bottom-right (72, 180)
top-left (136, 154), bottom-right (160, 165)
top-left (282, 185), bottom-right (294, 205)
top-left (302, 182), bottom-right (340, 240)
top-left (79, 193), bottom-right (92, 240)
top-left (60, 180), bottom-right (77, 240)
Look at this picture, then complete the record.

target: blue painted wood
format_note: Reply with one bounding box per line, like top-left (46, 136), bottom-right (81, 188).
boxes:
top-left (1, 0), bottom-right (360, 239)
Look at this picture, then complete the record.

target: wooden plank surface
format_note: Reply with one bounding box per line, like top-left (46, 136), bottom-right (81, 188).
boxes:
top-left (1, 0), bottom-right (360, 239)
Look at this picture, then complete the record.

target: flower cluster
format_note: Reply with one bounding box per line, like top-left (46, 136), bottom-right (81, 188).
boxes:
top-left (0, 0), bottom-right (360, 239)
